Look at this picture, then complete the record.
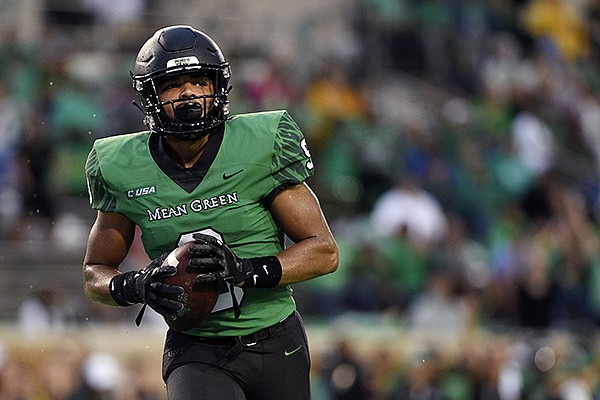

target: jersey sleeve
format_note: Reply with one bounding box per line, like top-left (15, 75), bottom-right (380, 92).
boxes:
top-left (268, 111), bottom-right (314, 200)
top-left (85, 144), bottom-right (118, 212)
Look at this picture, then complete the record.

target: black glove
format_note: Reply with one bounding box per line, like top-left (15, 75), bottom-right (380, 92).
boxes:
top-left (188, 233), bottom-right (254, 285)
top-left (109, 252), bottom-right (186, 322)
top-left (188, 233), bottom-right (283, 288)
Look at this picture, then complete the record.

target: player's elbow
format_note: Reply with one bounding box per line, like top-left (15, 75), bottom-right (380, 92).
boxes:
top-left (322, 237), bottom-right (339, 275)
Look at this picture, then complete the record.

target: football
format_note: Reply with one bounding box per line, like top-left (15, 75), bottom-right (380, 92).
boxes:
top-left (160, 241), bottom-right (220, 331)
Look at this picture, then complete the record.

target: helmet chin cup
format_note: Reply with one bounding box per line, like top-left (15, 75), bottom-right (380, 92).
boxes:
top-left (164, 124), bottom-right (210, 141)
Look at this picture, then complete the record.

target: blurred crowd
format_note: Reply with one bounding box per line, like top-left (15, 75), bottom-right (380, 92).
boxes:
top-left (0, 333), bottom-right (168, 400)
top-left (3, 0), bottom-right (600, 398)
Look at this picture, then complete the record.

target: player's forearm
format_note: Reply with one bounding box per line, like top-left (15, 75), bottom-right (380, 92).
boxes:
top-left (82, 263), bottom-right (121, 306)
top-left (277, 235), bottom-right (339, 286)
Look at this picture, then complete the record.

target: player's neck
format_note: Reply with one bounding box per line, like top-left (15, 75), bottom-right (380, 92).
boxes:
top-left (162, 135), bottom-right (210, 169)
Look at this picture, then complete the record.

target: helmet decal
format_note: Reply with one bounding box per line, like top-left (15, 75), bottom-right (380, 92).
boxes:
top-left (166, 56), bottom-right (200, 68)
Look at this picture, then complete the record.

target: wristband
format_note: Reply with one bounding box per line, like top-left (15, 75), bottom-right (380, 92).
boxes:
top-left (243, 256), bottom-right (282, 288)
top-left (109, 272), bottom-right (135, 306)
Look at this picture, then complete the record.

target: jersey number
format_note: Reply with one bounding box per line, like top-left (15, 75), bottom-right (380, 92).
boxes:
top-left (301, 139), bottom-right (314, 170)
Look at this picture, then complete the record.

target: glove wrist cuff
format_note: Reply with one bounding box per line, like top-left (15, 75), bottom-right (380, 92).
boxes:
top-left (243, 256), bottom-right (282, 288)
top-left (109, 272), bottom-right (137, 306)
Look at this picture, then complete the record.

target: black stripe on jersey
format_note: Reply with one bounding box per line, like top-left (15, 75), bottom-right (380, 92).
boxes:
top-left (149, 126), bottom-right (224, 193)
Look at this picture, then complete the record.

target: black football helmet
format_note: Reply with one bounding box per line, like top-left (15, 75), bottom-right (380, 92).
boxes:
top-left (132, 25), bottom-right (232, 140)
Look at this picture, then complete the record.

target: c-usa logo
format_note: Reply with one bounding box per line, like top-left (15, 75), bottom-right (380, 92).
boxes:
top-left (127, 185), bottom-right (157, 199)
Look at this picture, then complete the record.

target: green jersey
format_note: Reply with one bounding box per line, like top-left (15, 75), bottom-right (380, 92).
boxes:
top-left (85, 110), bottom-right (314, 337)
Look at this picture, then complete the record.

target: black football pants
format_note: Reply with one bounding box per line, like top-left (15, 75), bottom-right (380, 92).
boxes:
top-left (163, 311), bottom-right (311, 400)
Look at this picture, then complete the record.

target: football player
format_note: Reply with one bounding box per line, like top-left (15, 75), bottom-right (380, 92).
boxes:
top-left (83, 25), bottom-right (339, 400)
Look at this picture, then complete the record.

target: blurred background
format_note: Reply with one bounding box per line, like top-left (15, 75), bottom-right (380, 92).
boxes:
top-left (1, 0), bottom-right (600, 398)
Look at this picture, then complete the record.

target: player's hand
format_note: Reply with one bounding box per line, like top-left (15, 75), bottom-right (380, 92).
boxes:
top-left (109, 253), bottom-right (186, 320)
top-left (130, 261), bottom-right (187, 319)
top-left (188, 233), bottom-right (254, 285)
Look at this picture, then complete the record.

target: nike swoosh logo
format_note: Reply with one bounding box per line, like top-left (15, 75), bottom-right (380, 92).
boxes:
top-left (222, 169), bottom-right (244, 180)
top-left (284, 345), bottom-right (303, 357)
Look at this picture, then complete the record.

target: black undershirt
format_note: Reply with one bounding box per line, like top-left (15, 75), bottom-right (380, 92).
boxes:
top-left (149, 126), bottom-right (224, 193)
